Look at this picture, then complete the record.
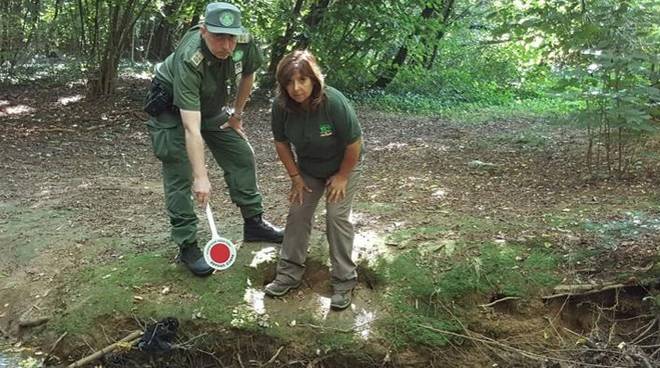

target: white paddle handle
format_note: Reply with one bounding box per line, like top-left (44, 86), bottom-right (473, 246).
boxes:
top-left (205, 203), bottom-right (220, 240)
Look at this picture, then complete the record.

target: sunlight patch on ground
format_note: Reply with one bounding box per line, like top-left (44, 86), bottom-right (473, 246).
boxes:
top-left (0, 104), bottom-right (35, 117)
top-left (313, 294), bottom-right (331, 320)
top-left (248, 246), bottom-right (278, 268)
top-left (243, 287), bottom-right (266, 315)
top-left (261, 284), bottom-right (382, 341)
top-left (66, 79), bottom-right (87, 88)
top-left (57, 94), bottom-right (82, 105)
top-left (371, 142), bottom-right (408, 151)
top-left (353, 229), bottom-right (390, 262)
top-left (432, 188), bottom-right (447, 198)
top-left (121, 70), bottom-right (152, 80)
top-left (353, 307), bottom-right (376, 340)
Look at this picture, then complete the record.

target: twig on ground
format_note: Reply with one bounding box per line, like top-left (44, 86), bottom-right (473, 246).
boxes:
top-left (236, 352), bottom-right (245, 368)
top-left (48, 331), bottom-right (68, 355)
top-left (651, 346), bottom-right (660, 359)
top-left (66, 330), bottom-right (142, 368)
top-left (43, 331), bottom-right (68, 364)
top-left (18, 316), bottom-right (50, 328)
top-left (171, 332), bottom-right (208, 350)
top-left (260, 346), bottom-right (284, 367)
top-left (479, 296), bottom-right (520, 308)
top-left (195, 348), bottom-right (225, 368)
top-left (80, 336), bottom-right (95, 354)
top-left (297, 322), bottom-right (353, 333)
top-left (543, 316), bottom-right (565, 344)
top-left (100, 325), bottom-right (111, 344)
top-left (632, 318), bottom-right (658, 345)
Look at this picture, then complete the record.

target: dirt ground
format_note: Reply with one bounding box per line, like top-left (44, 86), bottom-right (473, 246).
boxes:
top-left (0, 78), bottom-right (659, 367)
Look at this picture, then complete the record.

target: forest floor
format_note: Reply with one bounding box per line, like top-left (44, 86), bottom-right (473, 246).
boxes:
top-left (0, 76), bottom-right (659, 367)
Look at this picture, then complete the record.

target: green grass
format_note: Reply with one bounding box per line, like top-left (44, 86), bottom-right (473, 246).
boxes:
top-left (353, 201), bottom-right (398, 215)
top-left (372, 241), bottom-right (560, 348)
top-left (53, 249), bottom-right (257, 334)
top-left (385, 226), bottom-right (448, 248)
top-left (393, 212), bottom-right (525, 241)
top-left (355, 91), bottom-right (578, 124)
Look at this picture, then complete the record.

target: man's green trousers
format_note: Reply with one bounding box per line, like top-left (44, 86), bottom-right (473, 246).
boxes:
top-left (147, 111), bottom-right (263, 247)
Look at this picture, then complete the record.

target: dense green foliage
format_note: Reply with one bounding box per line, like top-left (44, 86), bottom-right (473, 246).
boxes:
top-left (493, 0), bottom-right (659, 175)
top-left (1, 0), bottom-right (658, 175)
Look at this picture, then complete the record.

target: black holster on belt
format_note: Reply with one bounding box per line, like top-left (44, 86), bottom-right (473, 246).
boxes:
top-left (144, 78), bottom-right (178, 117)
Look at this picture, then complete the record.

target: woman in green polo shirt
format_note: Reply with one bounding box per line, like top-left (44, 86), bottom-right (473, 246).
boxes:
top-left (265, 50), bottom-right (363, 311)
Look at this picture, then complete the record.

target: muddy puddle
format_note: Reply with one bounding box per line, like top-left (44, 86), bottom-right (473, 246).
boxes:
top-left (0, 344), bottom-right (42, 368)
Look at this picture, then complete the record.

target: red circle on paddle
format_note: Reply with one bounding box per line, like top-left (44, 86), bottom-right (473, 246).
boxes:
top-left (209, 242), bottom-right (232, 264)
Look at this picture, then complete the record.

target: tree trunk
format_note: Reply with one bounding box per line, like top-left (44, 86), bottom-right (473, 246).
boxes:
top-left (188, 1), bottom-right (205, 29)
top-left (89, 0), bottom-right (151, 96)
top-left (263, 0), bottom-right (305, 90)
top-left (77, 0), bottom-right (87, 52)
top-left (147, 0), bottom-right (180, 61)
top-left (91, 0), bottom-right (101, 60)
top-left (0, 1), bottom-right (10, 63)
top-left (145, 18), bottom-right (156, 60)
top-left (372, 5), bottom-right (434, 89)
top-left (425, 0), bottom-right (454, 69)
top-left (294, 0), bottom-right (332, 49)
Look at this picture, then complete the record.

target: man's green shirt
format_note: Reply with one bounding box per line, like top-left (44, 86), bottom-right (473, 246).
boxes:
top-left (271, 87), bottom-right (363, 179)
top-left (155, 25), bottom-right (263, 125)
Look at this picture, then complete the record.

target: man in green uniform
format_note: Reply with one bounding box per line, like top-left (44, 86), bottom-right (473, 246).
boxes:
top-left (146, 2), bottom-right (283, 277)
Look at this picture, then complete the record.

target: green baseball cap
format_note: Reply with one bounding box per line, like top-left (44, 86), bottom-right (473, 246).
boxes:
top-left (204, 2), bottom-right (246, 35)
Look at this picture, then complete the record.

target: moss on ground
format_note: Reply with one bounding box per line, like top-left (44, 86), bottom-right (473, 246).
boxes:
top-left (53, 248), bottom-right (256, 334)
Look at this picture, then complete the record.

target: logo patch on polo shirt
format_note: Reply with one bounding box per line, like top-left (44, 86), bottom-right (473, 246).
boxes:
top-left (319, 123), bottom-right (334, 137)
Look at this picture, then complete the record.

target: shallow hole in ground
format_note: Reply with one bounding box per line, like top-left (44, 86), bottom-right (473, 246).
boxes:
top-left (545, 284), bottom-right (657, 335)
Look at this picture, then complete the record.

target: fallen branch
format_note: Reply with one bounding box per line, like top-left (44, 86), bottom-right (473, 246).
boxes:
top-left (479, 296), bottom-right (520, 308)
top-left (544, 277), bottom-right (660, 300)
top-left (18, 317), bottom-right (50, 328)
top-left (66, 330), bottom-right (142, 368)
top-left (260, 346), bottom-right (284, 367)
top-left (543, 283), bottom-right (627, 300)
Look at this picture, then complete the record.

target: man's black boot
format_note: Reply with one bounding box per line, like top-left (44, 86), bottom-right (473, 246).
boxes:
top-left (243, 214), bottom-right (284, 243)
top-left (176, 243), bottom-right (213, 277)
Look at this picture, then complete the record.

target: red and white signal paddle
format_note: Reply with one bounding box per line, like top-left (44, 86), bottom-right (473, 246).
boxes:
top-left (203, 203), bottom-right (237, 270)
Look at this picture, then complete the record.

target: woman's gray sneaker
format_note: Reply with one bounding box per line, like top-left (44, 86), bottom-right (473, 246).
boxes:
top-left (330, 290), bottom-right (352, 310)
top-left (264, 281), bottom-right (301, 297)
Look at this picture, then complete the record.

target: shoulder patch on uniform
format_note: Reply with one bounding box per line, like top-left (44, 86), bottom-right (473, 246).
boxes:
top-left (190, 51), bottom-right (204, 66)
top-left (232, 49), bottom-right (244, 62)
top-left (237, 33), bottom-right (250, 44)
